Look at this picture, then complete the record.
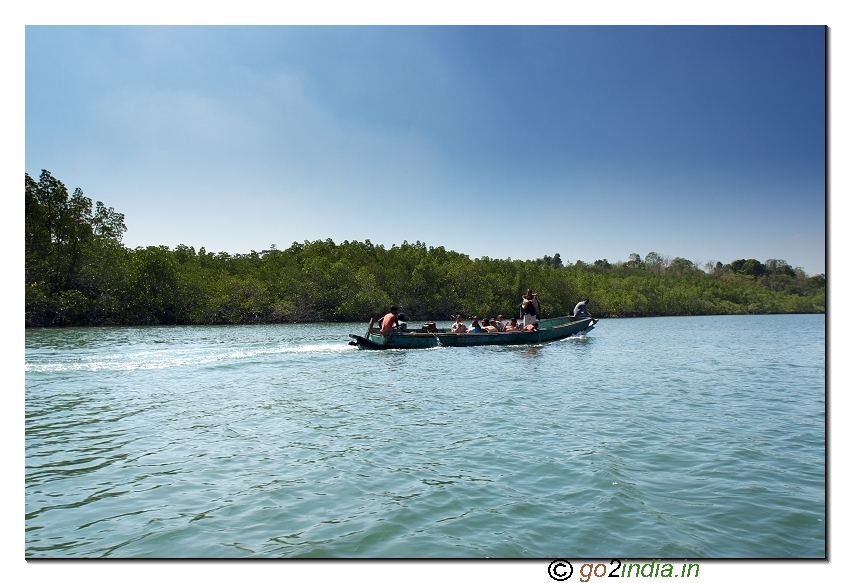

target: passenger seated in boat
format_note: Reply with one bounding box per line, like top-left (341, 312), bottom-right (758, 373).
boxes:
top-left (451, 314), bottom-right (468, 333)
top-left (503, 318), bottom-right (520, 332)
top-left (468, 317), bottom-right (485, 333)
top-left (482, 318), bottom-right (499, 333)
top-left (494, 315), bottom-right (506, 331)
top-left (397, 313), bottom-right (408, 332)
top-left (573, 298), bottom-right (592, 319)
top-left (379, 305), bottom-right (400, 336)
top-left (523, 321), bottom-right (539, 331)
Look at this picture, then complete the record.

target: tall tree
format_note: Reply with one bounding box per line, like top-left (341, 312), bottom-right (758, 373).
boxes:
top-left (25, 170), bottom-right (127, 325)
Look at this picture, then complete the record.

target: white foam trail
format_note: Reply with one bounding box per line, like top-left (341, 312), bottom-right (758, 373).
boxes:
top-left (25, 343), bottom-right (353, 373)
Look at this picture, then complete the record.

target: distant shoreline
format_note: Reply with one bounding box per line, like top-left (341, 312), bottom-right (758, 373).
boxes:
top-left (26, 171), bottom-right (824, 329)
top-left (25, 312), bottom-right (826, 330)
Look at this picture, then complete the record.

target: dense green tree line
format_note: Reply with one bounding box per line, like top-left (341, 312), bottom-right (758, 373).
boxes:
top-left (25, 171), bottom-right (825, 327)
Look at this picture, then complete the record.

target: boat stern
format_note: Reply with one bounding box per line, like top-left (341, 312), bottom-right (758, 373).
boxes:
top-left (348, 333), bottom-right (390, 349)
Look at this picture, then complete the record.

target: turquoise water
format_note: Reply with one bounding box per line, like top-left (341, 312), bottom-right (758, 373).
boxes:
top-left (25, 315), bottom-right (825, 558)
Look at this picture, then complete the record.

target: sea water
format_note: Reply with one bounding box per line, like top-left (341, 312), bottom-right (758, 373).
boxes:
top-left (25, 314), bottom-right (825, 558)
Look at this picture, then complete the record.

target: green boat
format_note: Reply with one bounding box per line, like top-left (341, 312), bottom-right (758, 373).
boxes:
top-left (348, 315), bottom-right (597, 350)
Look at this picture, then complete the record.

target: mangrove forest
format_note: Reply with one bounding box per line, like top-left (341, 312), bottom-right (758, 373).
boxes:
top-left (25, 170), bottom-right (825, 327)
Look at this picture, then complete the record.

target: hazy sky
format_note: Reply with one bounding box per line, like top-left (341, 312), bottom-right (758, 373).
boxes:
top-left (25, 25), bottom-right (826, 273)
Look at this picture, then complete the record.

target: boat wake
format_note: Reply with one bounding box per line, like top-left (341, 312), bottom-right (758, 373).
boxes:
top-left (25, 343), bottom-right (352, 373)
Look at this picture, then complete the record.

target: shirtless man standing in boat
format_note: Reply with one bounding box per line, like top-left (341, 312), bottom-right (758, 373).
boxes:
top-left (379, 306), bottom-right (400, 336)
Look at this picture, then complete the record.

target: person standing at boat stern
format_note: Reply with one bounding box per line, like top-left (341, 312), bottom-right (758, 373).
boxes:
top-left (573, 298), bottom-right (592, 319)
top-left (379, 306), bottom-right (401, 336)
top-left (520, 289), bottom-right (540, 328)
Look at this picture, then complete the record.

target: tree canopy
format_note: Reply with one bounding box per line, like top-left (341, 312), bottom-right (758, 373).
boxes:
top-left (25, 171), bottom-right (825, 327)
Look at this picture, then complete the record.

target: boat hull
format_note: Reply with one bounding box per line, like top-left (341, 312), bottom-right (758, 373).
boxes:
top-left (349, 316), bottom-right (595, 350)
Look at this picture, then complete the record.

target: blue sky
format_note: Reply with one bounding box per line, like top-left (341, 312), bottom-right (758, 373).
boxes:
top-left (25, 25), bottom-right (826, 273)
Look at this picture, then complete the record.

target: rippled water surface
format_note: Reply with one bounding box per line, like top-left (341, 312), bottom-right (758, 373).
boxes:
top-left (25, 315), bottom-right (825, 557)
